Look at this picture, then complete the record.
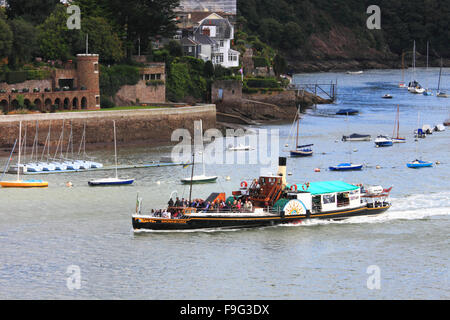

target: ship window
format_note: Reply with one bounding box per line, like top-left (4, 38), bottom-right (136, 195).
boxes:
top-left (322, 194), bottom-right (336, 204)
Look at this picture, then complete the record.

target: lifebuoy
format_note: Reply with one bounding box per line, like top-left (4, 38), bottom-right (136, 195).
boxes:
top-left (240, 181), bottom-right (248, 188)
top-left (290, 185), bottom-right (298, 192)
top-left (302, 182), bottom-right (310, 191)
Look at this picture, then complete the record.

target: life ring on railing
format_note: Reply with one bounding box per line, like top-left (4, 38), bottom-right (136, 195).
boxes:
top-left (240, 181), bottom-right (248, 188)
top-left (290, 185), bottom-right (298, 192)
top-left (302, 182), bottom-right (310, 191)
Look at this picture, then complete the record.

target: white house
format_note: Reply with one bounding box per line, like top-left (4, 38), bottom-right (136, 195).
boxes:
top-left (194, 13), bottom-right (239, 68)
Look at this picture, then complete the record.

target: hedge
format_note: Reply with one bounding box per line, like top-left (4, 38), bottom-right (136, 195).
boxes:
top-left (245, 77), bottom-right (280, 88)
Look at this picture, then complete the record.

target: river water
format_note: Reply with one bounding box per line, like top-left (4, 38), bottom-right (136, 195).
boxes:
top-left (0, 69), bottom-right (449, 299)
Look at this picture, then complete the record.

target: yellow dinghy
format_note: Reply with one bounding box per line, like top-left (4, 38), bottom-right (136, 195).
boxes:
top-left (0, 180), bottom-right (48, 188)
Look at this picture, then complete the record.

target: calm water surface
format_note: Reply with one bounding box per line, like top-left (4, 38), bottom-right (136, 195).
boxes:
top-left (0, 69), bottom-right (449, 299)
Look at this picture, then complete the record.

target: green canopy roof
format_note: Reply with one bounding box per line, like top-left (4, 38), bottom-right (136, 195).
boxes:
top-left (288, 181), bottom-right (359, 195)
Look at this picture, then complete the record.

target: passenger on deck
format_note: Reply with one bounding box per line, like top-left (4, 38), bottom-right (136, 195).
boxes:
top-left (244, 200), bottom-right (253, 212)
top-left (168, 198), bottom-right (174, 207)
top-left (174, 197), bottom-right (181, 207)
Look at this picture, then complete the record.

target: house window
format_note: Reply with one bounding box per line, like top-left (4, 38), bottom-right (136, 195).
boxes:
top-left (94, 62), bottom-right (99, 73)
top-left (228, 52), bottom-right (237, 61)
top-left (220, 40), bottom-right (224, 47)
top-left (156, 74), bottom-right (161, 80)
top-left (188, 46), bottom-right (192, 53)
top-left (219, 53), bottom-right (224, 63)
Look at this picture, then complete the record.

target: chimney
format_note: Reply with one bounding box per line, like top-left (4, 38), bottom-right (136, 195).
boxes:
top-left (277, 157), bottom-right (287, 186)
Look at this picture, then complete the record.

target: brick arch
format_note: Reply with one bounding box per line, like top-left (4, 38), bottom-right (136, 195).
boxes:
top-left (72, 97), bottom-right (79, 109)
top-left (0, 99), bottom-right (8, 114)
top-left (11, 99), bottom-right (19, 110)
top-left (54, 98), bottom-right (62, 110)
top-left (24, 98), bottom-right (32, 109)
top-left (81, 97), bottom-right (87, 109)
top-left (44, 98), bottom-right (52, 111)
top-left (33, 98), bottom-right (42, 111)
top-left (63, 97), bottom-right (70, 110)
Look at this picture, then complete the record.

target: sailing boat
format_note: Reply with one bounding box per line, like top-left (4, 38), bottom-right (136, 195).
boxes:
top-left (88, 121), bottom-right (134, 186)
top-left (399, 52), bottom-right (407, 88)
top-left (392, 105), bottom-right (406, 143)
top-left (437, 58), bottom-right (448, 98)
top-left (181, 119), bottom-right (218, 184)
top-left (0, 121), bottom-right (48, 188)
top-left (329, 113), bottom-right (363, 171)
top-left (407, 112), bottom-right (432, 168)
top-left (289, 107), bottom-right (313, 157)
top-left (408, 40), bottom-right (425, 94)
top-left (423, 41), bottom-right (433, 96)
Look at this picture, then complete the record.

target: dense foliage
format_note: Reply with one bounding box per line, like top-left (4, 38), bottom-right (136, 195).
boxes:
top-left (238, 0), bottom-right (450, 57)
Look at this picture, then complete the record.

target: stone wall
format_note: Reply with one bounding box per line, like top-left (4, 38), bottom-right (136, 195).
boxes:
top-left (0, 105), bottom-right (216, 149)
top-left (211, 80), bottom-right (242, 105)
top-left (114, 80), bottom-right (166, 106)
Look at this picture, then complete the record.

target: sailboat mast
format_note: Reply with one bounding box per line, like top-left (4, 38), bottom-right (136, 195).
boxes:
top-left (199, 119), bottom-right (205, 176)
top-left (401, 52), bottom-right (405, 83)
top-left (113, 120), bottom-right (118, 179)
top-left (295, 109), bottom-right (299, 149)
top-left (189, 152), bottom-right (195, 203)
top-left (438, 58), bottom-right (442, 91)
top-left (397, 105), bottom-right (400, 138)
top-left (17, 121), bottom-right (22, 181)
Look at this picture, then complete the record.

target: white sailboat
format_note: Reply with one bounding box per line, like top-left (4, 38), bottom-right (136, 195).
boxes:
top-left (437, 58), bottom-right (448, 98)
top-left (408, 40), bottom-right (425, 94)
top-left (181, 119), bottom-right (218, 184)
top-left (0, 121), bottom-right (48, 188)
top-left (423, 41), bottom-right (433, 96)
top-left (88, 121), bottom-right (134, 186)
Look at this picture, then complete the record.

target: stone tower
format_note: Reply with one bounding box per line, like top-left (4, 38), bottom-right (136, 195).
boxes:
top-left (76, 54), bottom-right (100, 109)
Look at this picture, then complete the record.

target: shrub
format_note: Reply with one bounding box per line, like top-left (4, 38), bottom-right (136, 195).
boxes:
top-left (100, 96), bottom-right (115, 108)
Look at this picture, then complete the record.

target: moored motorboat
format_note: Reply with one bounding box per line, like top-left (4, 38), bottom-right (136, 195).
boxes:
top-left (382, 94), bottom-right (393, 99)
top-left (342, 133), bottom-right (371, 141)
top-left (227, 144), bottom-right (253, 151)
top-left (132, 158), bottom-right (391, 231)
top-left (374, 135), bottom-right (393, 147)
top-left (336, 109), bottom-right (358, 115)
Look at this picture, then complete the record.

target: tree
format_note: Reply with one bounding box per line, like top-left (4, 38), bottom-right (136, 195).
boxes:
top-left (38, 5), bottom-right (81, 61)
top-left (38, 5), bottom-right (124, 63)
top-left (8, 18), bottom-right (39, 67)
top-left (0, 15), bottom-right (13, 59)
top-left (6, 0), bottom-right (60, 25)
top-left (204, 60), bottom-right (215, 78)
top-left (100, 0), bottom-right (180, 57)
top-left (77, 17), bottom-right (124, 63)
top-left (273, 54), bottom-right (287, 76)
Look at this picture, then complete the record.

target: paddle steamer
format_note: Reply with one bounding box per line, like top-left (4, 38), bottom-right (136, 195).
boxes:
top-left (132, 158), bottom-right (391, 231)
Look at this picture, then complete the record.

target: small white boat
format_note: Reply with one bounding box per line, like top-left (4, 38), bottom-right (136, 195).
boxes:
top-left (181, 175), bottom-right (218, 184)
top-left (347, 71), bottom-right (363, 75)
top-left (227, 144), bottom-right (253, 151)
top-left (434, 124), bottom-right (445, 132)
top-left (374, 135), bottom-right (393, 147)
top-left (382, 94), bottom-right (393, 99)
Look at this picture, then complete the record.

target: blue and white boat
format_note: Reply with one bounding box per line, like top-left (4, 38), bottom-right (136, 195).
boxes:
top-left (336, 108), bottom-right (358, 115)
top-left (407, 160), bottom-right (433, 168)
top-left (88, 177), bottom-right (134, 186)
top-left (329, 163), bottom-right (363, 171)
top-left (88, 120), bottom-right (134, 187)
top-left (374, 135), bottom-right (393, 147)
